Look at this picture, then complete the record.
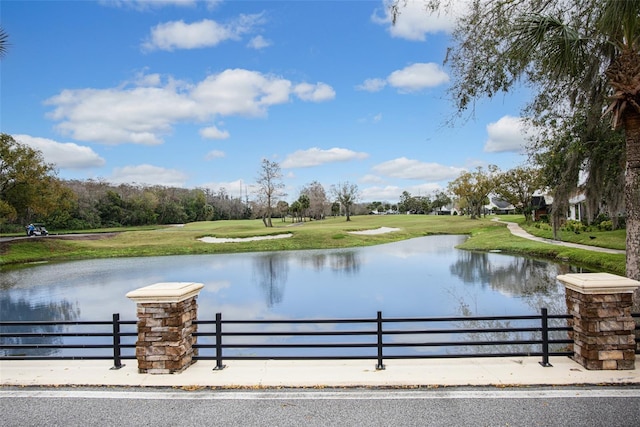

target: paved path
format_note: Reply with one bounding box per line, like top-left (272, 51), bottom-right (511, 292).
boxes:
top-left (1, 357), bottom-right (638, 388)
top-left (493, 219), bottom-right (626, 255)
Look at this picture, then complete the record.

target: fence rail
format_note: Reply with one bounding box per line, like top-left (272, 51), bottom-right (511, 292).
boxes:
top-left (1, 310), bottom-right (639, 370)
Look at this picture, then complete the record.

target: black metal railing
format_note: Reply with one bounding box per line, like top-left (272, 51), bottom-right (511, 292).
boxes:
top-left (194, 308), bottom-right (574, 370)
top-left (0, 314), bottom-right (137, 369)
top-left (1, 309), bottom-right (638, 370)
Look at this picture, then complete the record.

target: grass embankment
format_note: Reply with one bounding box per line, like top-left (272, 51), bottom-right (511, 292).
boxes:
top-left (456, 218), bottom-right (625, 275)
top-left (0, 215), bottom-right (626, 275)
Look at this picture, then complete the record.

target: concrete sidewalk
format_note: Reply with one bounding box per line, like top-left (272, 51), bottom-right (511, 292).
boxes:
top-left (2, 356), bottom-right (639, 388)
top-left (493, 219), bottom-right (625, 255)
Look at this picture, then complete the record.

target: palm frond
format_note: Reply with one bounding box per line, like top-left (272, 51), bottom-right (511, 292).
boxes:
top-left (597, 0), bottom-right (640, 51)
top-left (510, 14), bottom-right (589, 79)
top-left (0, 27), bottom-right (9, 58)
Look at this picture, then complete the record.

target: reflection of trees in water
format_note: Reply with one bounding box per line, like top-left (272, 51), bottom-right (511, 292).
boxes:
top-left (296, 253), bottom-right (328, 272)
top-left (449, 251), bottom-right (493, 288)
top-left (0, 269), bottom-right (21, 290)
top-left (450, 251), bottom-right (586, 314)
top-left (328, 251), bottom-right (361, 276)
top-left (438, 294), bottom-right (570, 356)
top-left (445, 252), bottom-right (586, 355)
top-left (296, 251), bottom-right (362, 276)
top-left (253, 253), bottom-right (289, 307)
top-left (0, 296), bottom-right (80, 356)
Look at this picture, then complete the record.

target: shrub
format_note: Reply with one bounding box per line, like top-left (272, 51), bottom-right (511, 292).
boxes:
top-left (563, 220), bottom-right (586, 233)
top-left (598, 220), bottom-right (613, 231)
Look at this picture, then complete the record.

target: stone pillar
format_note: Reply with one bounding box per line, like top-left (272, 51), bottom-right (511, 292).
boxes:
top-left (126, 282), bottom-right (204, 374)
top-left (557, 273), bottom-right (639, 370)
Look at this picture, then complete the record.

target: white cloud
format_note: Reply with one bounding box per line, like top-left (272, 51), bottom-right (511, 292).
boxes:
top-left (191, 69), bottom-right (291, 116)
top-left (142, 14), bottom-right (265, 52)
top-left (387, 63), bottom-right (449, 92)
top-left (358, 63), bottom-right (449, 94)
top-left (371, 0), bottom-right (460, 41)
top-left (293, 82), bottom-right (336, 102)
top-left (355, 78), bottom-right (387, 92)
top-left (45, 70), bottom-right (335, 145)
top-left (247, 35), bottom-right (271, 49)
top-left (484, 115), bottom-right (530, 153)
top-left (142, 19), bottom-right (231, 51)
top-left (373, 157), bottom-right (465, 181)
top-left (360, 174), bottom-right (385, 184)
top-left (100, 0), bottom-right (202, 11)
top-left (357, 113), bottom-right (383, 124)
top-left (13, 134), bottom-right (105, 170)
top-left (205, 150), bottom-right (225, 160)
top-left (200, 125), bottom-right (230, 140)
top-left (109, 164), bottom-right (189, 187)
top-left (361, 185), bottom-right (403, 201)
top-left (281, 147), bottom-right (369, 168)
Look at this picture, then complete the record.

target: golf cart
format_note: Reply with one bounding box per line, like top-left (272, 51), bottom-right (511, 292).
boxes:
top-left (26, 223), bottom-right (49, 236)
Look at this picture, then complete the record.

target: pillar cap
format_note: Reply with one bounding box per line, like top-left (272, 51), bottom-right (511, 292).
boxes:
top-left (557, 273), bottom-right (640, 294)
top-left (126, 282), bottom-right (204, 303)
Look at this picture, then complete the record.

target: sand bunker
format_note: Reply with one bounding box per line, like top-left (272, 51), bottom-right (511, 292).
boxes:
top-left (348, 227), bottom-right (401, 235)
top-left (198, 227), bottom-right (399, 243)
top-left (198, 233), bottom-right (293, 243)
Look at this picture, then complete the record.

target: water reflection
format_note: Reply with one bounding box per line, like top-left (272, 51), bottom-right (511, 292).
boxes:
top-left (449, 251), bottom-right (581, 315)
top-left (0, 295), bottom-right (79, 356)
top-left (2, 235), bottom-right (589, 358)
top-left (0, 235), bottom-right (580, 324)
top-left (253, 253), bottom-right (289, 307)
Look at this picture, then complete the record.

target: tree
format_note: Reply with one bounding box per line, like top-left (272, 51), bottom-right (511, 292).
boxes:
top-left (448, 166), bottom-right (497, 219)
top-left (331, 201), bottom-right (341, 217)
top-left (290, 200), bottom-right (301, 222)
top-left (276, 200), bottom-right (289, 222)
top-left (494, 166), bottom-right (543, 223)
top-left (297, 194), bottom-right (310, 221)
top-left (432, 191), bottom-right (452, 214)
top-left (398, 191), bottom-right (412, 213)
top-left (300, 181), bottom-right (328, 220)
top-left (395, 0), bottom-right (640, 281)
top-left (331, 182), bottom-right (359, 221)
top-left (255, 159), bottom-right (285, 228)
top-left (0, 134), bottom-right (65, 225)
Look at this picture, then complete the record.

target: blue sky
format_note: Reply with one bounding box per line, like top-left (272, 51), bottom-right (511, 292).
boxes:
top-left (2, 0), bottom-right (531, 203)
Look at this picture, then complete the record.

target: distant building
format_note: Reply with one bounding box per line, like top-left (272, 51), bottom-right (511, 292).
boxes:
top-left (485, 197), bottom-right (516, 215)
top-left (531, 195), bottom-right (553, 221)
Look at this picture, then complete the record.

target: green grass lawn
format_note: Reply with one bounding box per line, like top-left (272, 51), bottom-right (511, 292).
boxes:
top-left (0, 214), bottom-right (627, 275)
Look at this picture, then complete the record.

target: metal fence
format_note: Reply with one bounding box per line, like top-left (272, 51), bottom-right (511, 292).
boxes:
top-left (1, 310), bottom-right (639, 370)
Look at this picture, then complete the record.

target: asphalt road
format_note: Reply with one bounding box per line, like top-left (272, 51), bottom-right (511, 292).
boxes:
top-left (2, 386), bottom-right (639, 427)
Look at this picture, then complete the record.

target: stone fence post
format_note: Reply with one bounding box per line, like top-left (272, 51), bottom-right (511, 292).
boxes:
top-left (557, 273), bottom-right (639, 370)
top-left (126, 282), bottom-right (204, 374)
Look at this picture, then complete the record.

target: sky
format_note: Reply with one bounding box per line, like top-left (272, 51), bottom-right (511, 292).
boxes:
top-left (1, 0), bottom-right (532, 204)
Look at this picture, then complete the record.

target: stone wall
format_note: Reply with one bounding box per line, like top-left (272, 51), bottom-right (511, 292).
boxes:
top-left (135, 297), bottom-right (199, 374)
top-left (565, 288), bottom-right (636, 370)
top-left (127, 282), bottom-right (204, 375)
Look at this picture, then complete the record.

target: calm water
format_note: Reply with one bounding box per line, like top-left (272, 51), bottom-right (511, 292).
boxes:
top-left (1, 235), bottom-right (575, 323)
top-left (2, 235), bottom-right (582, 358)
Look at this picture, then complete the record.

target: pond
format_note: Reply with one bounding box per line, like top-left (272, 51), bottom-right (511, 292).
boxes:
top-left (1, 235), bottom-right (578, 324)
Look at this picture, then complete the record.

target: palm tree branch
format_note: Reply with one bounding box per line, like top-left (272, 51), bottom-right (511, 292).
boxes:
top-left (0, 27), bottom-right (9, 58)
top-left (510, 14), bottom-right (589, 79)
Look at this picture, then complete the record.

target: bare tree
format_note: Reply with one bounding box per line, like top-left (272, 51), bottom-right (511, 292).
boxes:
top-left (331, 182), bottom-right (359, 221)
top-left (255, 159), bottom-right (285, 227)
top-left (300, 181), bottom-right (328, 220)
